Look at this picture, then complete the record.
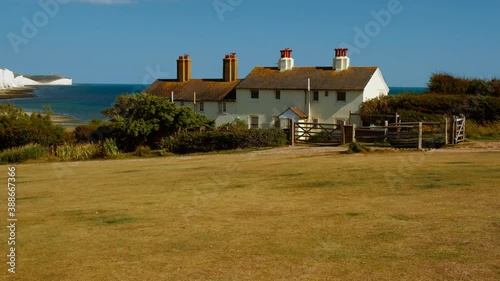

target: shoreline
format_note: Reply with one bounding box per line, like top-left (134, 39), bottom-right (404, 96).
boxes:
top-left (0, 86), bottom-right (37, 100)
top-left (26, 111), bottom-right (83, 131)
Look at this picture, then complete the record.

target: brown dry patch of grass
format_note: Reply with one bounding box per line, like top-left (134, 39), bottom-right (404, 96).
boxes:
top-left (1, 150), bottom-right (499, 280)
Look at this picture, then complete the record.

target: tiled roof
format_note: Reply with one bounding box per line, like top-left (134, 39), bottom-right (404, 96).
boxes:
top-left (236, 66), bottom-right (378, 91)
top-left (145, 79), bottom-right (241, 101)
top-left (279, 107), bottom-right (308, 119)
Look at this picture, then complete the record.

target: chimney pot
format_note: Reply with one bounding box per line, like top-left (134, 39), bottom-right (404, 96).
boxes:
top-left (177, 54), bottom-right (192, 82)
top-left (223, 52), bottom-right (238, 82)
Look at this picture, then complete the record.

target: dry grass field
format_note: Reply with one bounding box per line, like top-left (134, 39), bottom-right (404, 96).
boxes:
top-left (1, 145), bottom-right (499, 280)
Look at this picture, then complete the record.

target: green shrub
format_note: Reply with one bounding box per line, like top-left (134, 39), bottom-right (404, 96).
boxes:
top-left (168, 129), bottom-right (287, 154)
top-left (102, 138), bottom-right (120, 156)
top-left (346, 142), bottom-right (368, 154)
top-left (0, 144), bottom-right (48, 163)
top-left (361, 94), bottom-right (500, 124)
top-left (133, 145), bottom-right (151, 157)
top-left (55, 143), bottom-right (103, 161)
top-left (0, 104), bottom-right (65, 150)
top-left (102, 93), bottom-right (215, 151)
top-left (428, 73), bottom-right (500, 96)
top-left (74, 125), bottom-right (93, 143)
top-left (72, 144), bottom-right (102, 160)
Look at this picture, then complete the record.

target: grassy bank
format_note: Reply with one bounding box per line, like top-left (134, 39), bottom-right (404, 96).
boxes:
top-left (3, 150), bottom-right (499, 280)
top-left (467, 121), bottom-right (500, 140)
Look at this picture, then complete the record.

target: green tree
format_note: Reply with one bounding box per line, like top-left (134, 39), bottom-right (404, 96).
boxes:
top-left (102, 93), bottom-right (214, 150)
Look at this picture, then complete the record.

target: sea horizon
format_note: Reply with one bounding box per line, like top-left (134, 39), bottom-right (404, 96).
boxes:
top-left (0, 84), bottom-right (428, 123)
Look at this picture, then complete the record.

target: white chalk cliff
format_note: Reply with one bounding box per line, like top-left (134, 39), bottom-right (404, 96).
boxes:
top-left (0, 68), bottom-right (72, 89)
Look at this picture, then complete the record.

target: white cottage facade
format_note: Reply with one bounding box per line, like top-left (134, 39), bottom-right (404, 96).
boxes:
top-left (145, 48), bottom-right (389, 127)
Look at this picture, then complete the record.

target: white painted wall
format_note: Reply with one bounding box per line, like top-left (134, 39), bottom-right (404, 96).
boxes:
top-left (309, 90), bottom-right (363, 124)
top-left (363, 68), bottom-right (389, 101)
top-left (174, 101), bottom-right (237, 127)
top-left (229, 89), bottom-right (366, 128)
top-left (234, 89), bottom-right (307, 128)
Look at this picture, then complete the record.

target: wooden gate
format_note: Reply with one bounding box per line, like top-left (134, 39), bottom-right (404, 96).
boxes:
top-left (452, 115), bottom-right (465, 144)
top-left (290, 120), bottom-right (355, 145)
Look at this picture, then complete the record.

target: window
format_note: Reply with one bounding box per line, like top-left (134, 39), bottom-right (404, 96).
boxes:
top-left (251, 90), bottom-right (259, 99)
top-left (218, 102), bottom-right (226, 113)
top-left (325, 91), bottom-right (329, 97)
top-left (336, 118), bottom-right (346, 125)
top-left (199, 102), bottom-right (204, 112)
top-left (275, 90), bottom-right (281, 100)
top-left (180, 101), bottom-right (185, 106)
top-left (337, 91), bottom-right (346, 102)
top-left (313, 91), bottom-right (319, 101)
top-left (273, 116), bottom-right (281, 129)
top-left (250, 116), bottom-right (259, 129)
top-left (312, 118), bottom-right (319, 128)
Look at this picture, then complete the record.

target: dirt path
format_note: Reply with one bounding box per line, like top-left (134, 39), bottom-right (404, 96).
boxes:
top-left (251, 141), bottom-right (500, 156)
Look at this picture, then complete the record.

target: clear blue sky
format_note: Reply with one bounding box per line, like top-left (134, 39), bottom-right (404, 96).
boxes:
top-left (1, 0), bottom-right (499, 86)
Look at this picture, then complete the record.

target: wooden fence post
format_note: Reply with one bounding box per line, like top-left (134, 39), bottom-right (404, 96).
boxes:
top-left (290, 119), bottom-right (295, 146)
top-left (418, 122), bottom-right (423, 150)
top-left (462, 115), bottom-right (466, 141)
top-left (352, 124), bottom-right (357, 143)
top-left (451, 116), bottom-right (457, 144)
top-left (444, 118), bottom-right (449, 145)
top-left (340, 124), bottom-right (346, 145)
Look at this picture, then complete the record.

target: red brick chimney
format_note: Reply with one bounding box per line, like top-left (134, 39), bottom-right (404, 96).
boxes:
top-left (223, 53), bottom-right (238, 82)
top-left (278, 48), bottom-right (294, 71)
top-left (177, 54), bottom-right (192, 82)
top-left (334, 48), bottom-right (350, 71)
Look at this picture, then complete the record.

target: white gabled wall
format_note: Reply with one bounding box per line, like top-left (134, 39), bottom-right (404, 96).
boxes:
top-left (309, 90), bottom-right (363, 124)
top-left (363, 68), bottom-right (389, 102)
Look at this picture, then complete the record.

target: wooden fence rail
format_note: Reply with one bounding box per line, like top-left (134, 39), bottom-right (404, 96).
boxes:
top-left (288, 116), bottom-right (465, 149)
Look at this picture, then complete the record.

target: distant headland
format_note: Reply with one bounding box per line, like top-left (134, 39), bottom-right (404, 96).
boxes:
top-left (1, 68), bottom-right (72, 88)
top-left (0, 67), bottom-right (72, 99)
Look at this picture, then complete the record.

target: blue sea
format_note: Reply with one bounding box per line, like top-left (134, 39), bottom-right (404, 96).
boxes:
top-left (0, 84), bottom-right (427, 123)
top-left (0, 84), bottom-right (148, 123)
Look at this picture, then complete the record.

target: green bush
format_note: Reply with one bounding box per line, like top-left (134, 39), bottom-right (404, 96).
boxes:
top-left (428, 73), bottom-right (500, 96)
top-left (0, 104), bottom-right (65, 150)
top-left (346, 142), bottom-right (368, 154)
top-left (55, 143), bottom-right (103, 161)
top-left (168, 129), bottom-right (287, 154)
top-left (133, 145), bottom-right (151, 157)
top-left (102, 93), bottom-right (215, 151)
top-left (102, 138), bottom-right (120, 156)
top-left (0, 144), bottom-right (48, 163)
top-left (361, 94), bottom-right (500, 124)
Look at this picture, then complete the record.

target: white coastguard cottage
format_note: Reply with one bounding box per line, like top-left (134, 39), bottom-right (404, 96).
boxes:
top-left (235, 48), bottom-right (389, 128)
top-left (145, 48), bottom-right (389, 128)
